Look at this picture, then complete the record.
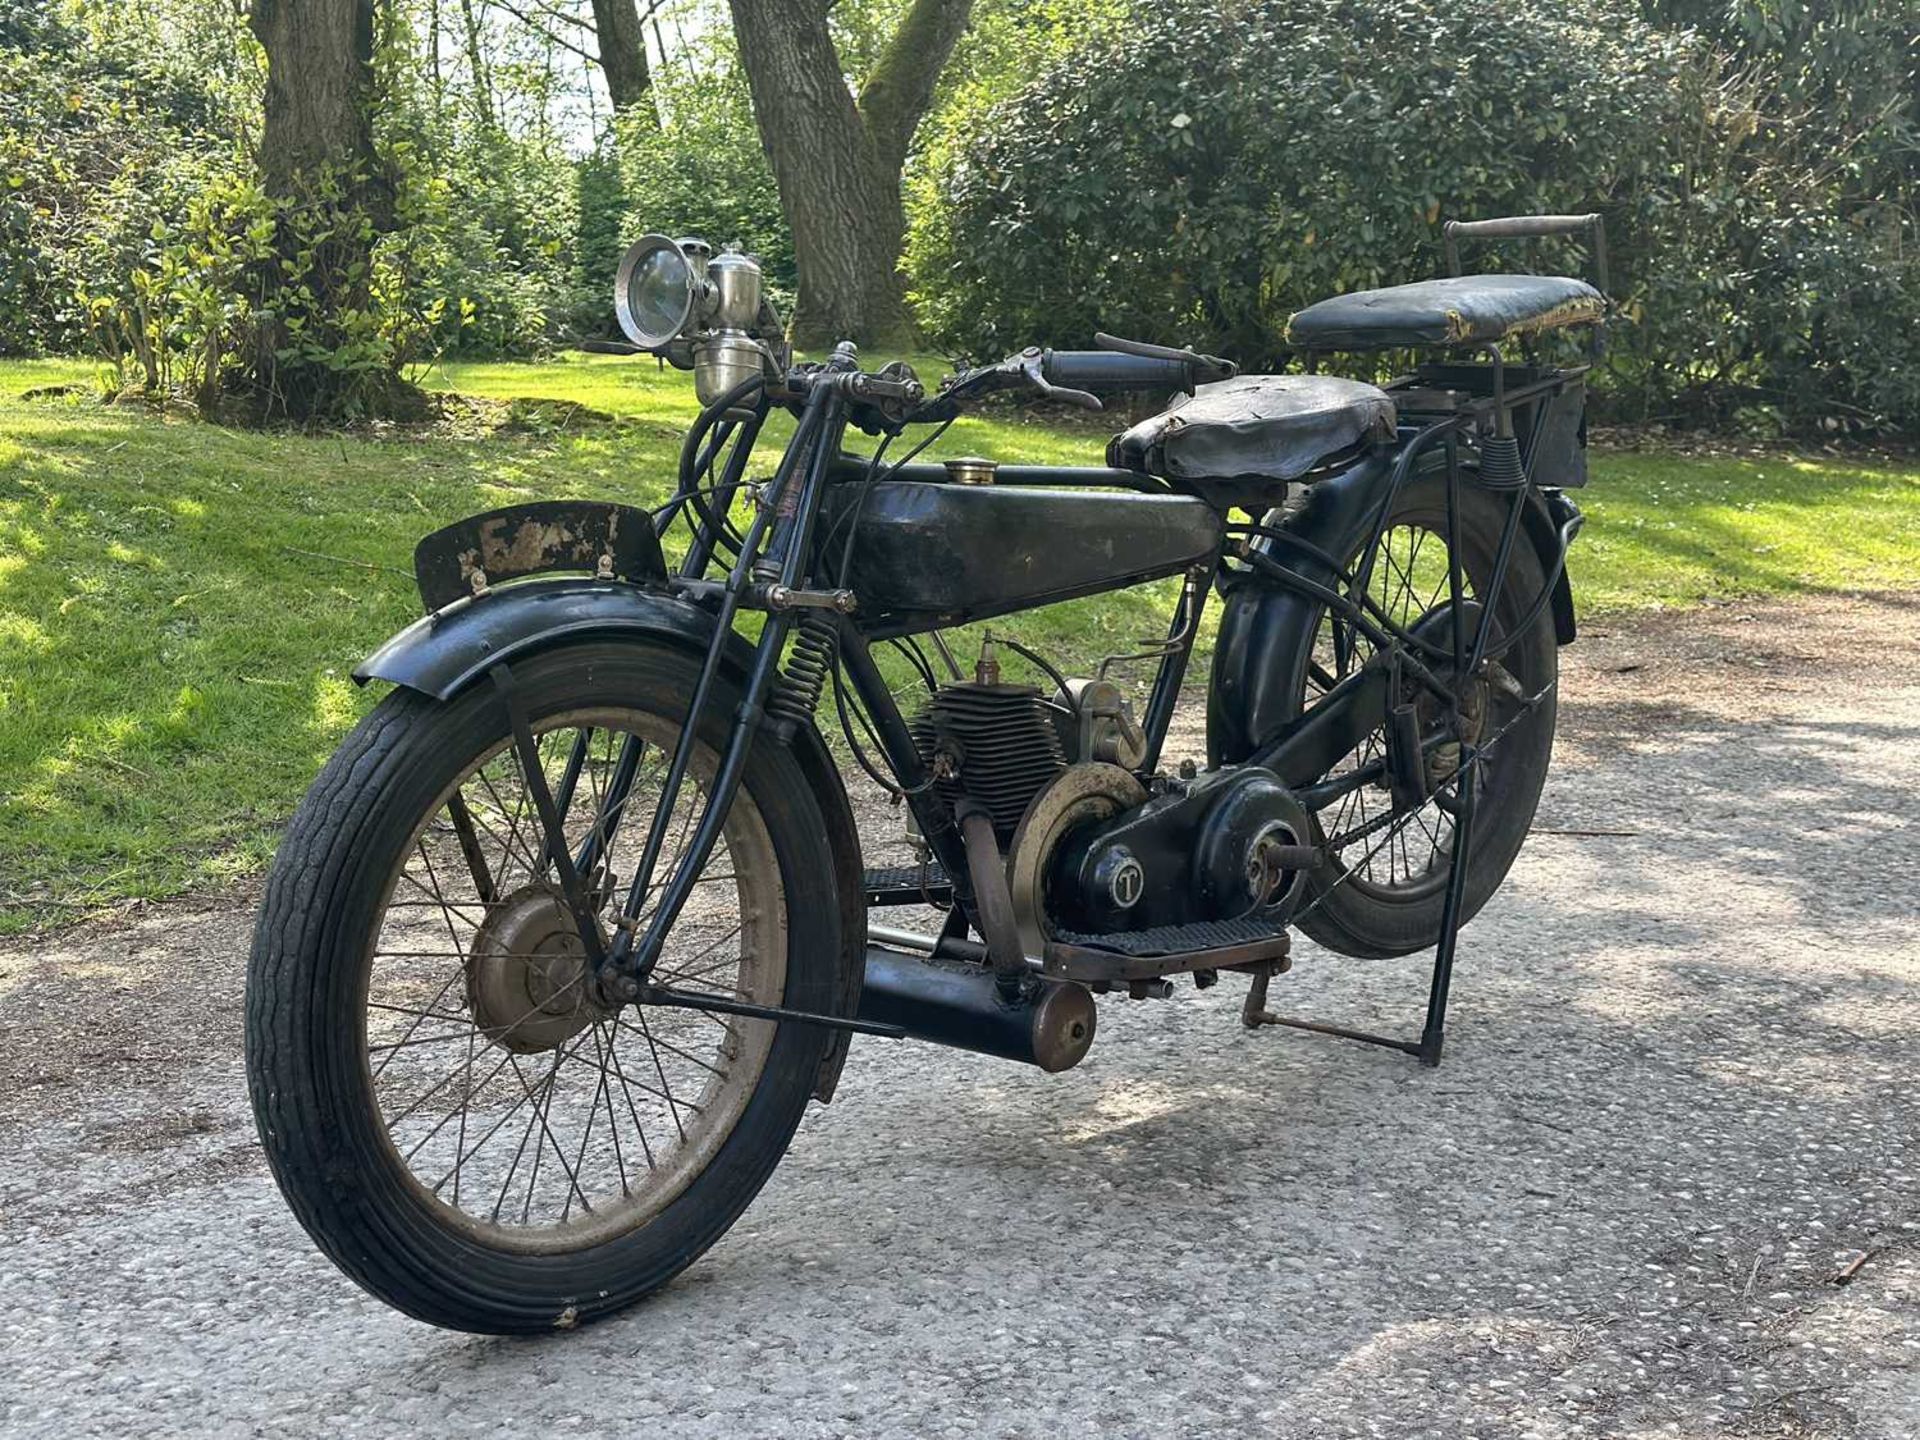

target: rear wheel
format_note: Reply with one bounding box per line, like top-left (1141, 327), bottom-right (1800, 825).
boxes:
top-left (248, 642), bottom-right (843, 1332)
top-left (1290, 474), bottom-right (1558, 958)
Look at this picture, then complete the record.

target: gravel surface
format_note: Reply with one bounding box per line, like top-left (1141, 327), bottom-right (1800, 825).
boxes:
top-left (2, 593), bottom-right (1916, 1439)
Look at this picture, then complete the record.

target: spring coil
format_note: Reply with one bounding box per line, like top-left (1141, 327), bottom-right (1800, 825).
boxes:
top-left (1477, 434), bottom-right (1528, 490)
top-left (769, 612), bottom-right (836, 728)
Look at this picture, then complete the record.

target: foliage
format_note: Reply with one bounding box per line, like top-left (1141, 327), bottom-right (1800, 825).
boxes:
top-left (912, 0), bottom-right (1692, 358)
top-left (615, 53), bottom-right (794, 298)
top-left (3, 0), bottom-right (597, 391)
top-left (911, 0), bottom-right (1919, 432)
top-left (377, 127), bottom-right (581, 358)
top-left (1614, 0), bottom-right (1919, 430)
top-left (0, 0), bottom-right (244, 358)
top-left (4, 0), bottom-right (1914, 430)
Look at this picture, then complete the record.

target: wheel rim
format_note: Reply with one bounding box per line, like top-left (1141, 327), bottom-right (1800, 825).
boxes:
top-left (1304, 516), bottom-right (1487, 903)
top-left (356, 706), bottom-right (785, 1255)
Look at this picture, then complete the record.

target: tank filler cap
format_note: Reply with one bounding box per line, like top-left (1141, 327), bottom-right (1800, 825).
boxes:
top-left (944, 456), bottom-right (998, 486)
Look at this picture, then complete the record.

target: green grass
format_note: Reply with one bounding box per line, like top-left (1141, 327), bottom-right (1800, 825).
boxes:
top-left (1, 355), bottom-right (1915, 929)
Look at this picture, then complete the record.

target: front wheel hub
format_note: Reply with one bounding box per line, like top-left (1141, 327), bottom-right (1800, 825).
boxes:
top-left (465, 885), bottom-right (611, 1054)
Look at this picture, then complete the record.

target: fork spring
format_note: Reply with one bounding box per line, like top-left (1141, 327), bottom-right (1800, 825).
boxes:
top-left (770, 612), bottom-right (836, 728)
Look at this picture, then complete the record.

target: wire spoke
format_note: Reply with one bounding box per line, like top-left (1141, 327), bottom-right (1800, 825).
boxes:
top-left (599, 1021), bottom-right (659, 1171)
top-left (624, 1013), bottom-right (690, 1141)
top-left (370, 960), bottom-right (468, 1082)
top-left (360, 703), bottom-right (779, 1244)
top-left (508, 1048), bottom-right (594, 1217)
top-left (636, 1025), bottom-right (730, 1080)
top-left (589, 1022), bottom-right (631, 1196)
top-left (392, 866), bottom-right (487, 932)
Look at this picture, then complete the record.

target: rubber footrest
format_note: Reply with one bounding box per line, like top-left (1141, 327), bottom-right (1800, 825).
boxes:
top-left (1052, 915), bottom-right (1286, 959)
top-left (862, 862), bottom-right (951, 905)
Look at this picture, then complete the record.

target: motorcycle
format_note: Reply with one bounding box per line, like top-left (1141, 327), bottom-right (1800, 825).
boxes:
top-left (247, 214), bottom-right (1607, 1332)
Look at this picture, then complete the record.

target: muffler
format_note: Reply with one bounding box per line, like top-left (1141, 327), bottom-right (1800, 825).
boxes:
top-left (856, 945), bottom-right (1097, 1073)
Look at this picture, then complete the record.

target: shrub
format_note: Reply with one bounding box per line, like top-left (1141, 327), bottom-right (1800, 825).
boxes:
top-left (913, 0), bottom-right (1693, 361)
top-left (911, 0), bottom-right (1919, 432)
top-left (0, 8), bottom-right (239, 357)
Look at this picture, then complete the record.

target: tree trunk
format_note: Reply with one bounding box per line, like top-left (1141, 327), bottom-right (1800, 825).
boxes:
top-left (252, 0), bottom-right (380, 191)
top-left (247, 0), bottom-right (414, 419)
top-left (456, 0), bottom-right (495, 129)
top-left (589, 0), bottom-right (652, 115)
top-left (728, 0), bottom-right (971, 352)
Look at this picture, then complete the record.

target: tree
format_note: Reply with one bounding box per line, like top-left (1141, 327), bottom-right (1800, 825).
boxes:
top-left (728, 0), bottom-right (973, 349)
top-left (247, 0), bottom-right (418, 418)
top-left (477, 0), bottom-right (655, 117)
top-left (588, 0), bottom-right (652, 113)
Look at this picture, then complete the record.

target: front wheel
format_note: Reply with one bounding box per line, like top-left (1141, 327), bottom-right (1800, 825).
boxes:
top-left (1288, 474), bottom-right (1559, 959)
top-left (247, 642), bottom-right (845, 1333)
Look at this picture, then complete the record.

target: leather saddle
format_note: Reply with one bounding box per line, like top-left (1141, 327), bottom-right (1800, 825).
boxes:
top-left (1285, 274), bottom-right (1605, 351)
top-left (1109, 374), bottom-right (1396, 507)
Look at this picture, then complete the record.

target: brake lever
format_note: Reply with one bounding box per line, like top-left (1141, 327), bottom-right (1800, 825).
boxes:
top-left (914, 350), bottom-right (1103, 423)
top-left (1013, 347), bottom-right (1102, 411)
top-left (1094, 330), bottom-right (1237, 384)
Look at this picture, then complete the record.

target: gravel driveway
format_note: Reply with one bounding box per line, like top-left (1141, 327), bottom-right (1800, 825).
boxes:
top-left (3, 593), bottom-right (1915, 1439)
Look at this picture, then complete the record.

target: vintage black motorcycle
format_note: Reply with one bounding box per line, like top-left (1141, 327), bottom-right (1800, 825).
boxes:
top-left (248, 214), bottom-right (1607, 1332)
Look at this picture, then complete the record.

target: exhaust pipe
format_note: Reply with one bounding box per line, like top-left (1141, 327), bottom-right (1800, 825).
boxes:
top-left (857, 945), bottom-right (1097, 1073)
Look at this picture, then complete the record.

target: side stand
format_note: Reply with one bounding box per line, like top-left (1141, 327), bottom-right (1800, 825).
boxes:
top-left (1243, 764), bottom-right (1479, 1068)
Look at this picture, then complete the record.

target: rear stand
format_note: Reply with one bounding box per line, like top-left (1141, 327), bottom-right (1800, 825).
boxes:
top-left (1243, 765), bottom-right (1478, 1067)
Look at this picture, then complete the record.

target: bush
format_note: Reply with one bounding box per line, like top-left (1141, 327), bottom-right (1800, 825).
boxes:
top-left (913, 0), bottom-right (1691, 360)
top-left (1607, 0), bottom-right (1920, 430)
top-left (383, 130), bottom-right (580, 358)
top-left (911, 0), bottom-right (1919, 432)
top-left (0, 6), bottom-right (240, 357)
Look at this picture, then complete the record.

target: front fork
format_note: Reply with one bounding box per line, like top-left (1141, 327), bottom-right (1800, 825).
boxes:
top-left (484, 366), bottom-right (901, 1035)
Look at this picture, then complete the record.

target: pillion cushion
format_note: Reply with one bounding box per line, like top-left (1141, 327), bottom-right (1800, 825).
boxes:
top-left (1285, 274), bottom-right (1606, 351)
top-left (1109, 374), bottom-right (1396, 484)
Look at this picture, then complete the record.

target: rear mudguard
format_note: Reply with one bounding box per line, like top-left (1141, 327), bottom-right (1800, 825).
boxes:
top-left (1208, 455), bottom-right (1578, 764)
top-left (354, 579), bottom-right (868, 1102)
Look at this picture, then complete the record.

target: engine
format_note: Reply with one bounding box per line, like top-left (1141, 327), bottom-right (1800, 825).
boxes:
top-left (907, 639), bottom-right (1313, 953)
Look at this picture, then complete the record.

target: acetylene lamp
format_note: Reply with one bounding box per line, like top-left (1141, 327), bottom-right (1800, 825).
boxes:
top-left (613, 233), bottom-right (787, 407)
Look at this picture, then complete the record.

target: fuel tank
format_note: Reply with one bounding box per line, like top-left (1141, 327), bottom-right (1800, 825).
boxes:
top-left (823, 481), bottom-right (1221, 638)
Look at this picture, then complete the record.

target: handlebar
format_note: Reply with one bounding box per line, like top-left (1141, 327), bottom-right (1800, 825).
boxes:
top-left (1444, 213), bottom-right (1600, 240)
top-left (910, 334), bottom-right (1236, 423)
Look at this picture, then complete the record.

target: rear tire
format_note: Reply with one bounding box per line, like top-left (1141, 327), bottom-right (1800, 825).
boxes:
top-left (247, 642), bottom-right (844, 1333)
top-left (1289, 475), bottom-right (1559, 959)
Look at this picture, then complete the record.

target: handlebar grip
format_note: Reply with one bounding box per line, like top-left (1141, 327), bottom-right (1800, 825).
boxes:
top-left (1042, 349), bottom-right (1195, 394)
top-left (1443, 213), bottom-right (1600, 240)
top-left (1442, 212), bottom-right (1608, 292)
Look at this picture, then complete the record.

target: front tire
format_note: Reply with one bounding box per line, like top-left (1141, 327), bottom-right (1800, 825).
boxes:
top-left (247, 642), bottom-right (844, 1333)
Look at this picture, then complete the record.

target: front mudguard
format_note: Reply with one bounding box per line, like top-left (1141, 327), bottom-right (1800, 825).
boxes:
top-left (354, 579), bottom-right (869, 1102)
top-left (1208, 457), bottom-right (1578, 765)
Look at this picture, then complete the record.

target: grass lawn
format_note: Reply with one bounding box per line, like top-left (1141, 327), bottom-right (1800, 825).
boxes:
top-left (2, 354), bottom-right (1916, 929)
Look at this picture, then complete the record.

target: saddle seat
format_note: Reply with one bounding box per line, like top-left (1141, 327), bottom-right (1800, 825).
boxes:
top-left (1108, 373), bottom-right (1396, 505)
top-left (1285, 273), bottom-right (1605, 351)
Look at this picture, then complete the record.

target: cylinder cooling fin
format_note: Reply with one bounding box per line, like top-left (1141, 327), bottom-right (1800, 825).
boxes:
top-left (909, 682), bottom-right (1067, 842)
